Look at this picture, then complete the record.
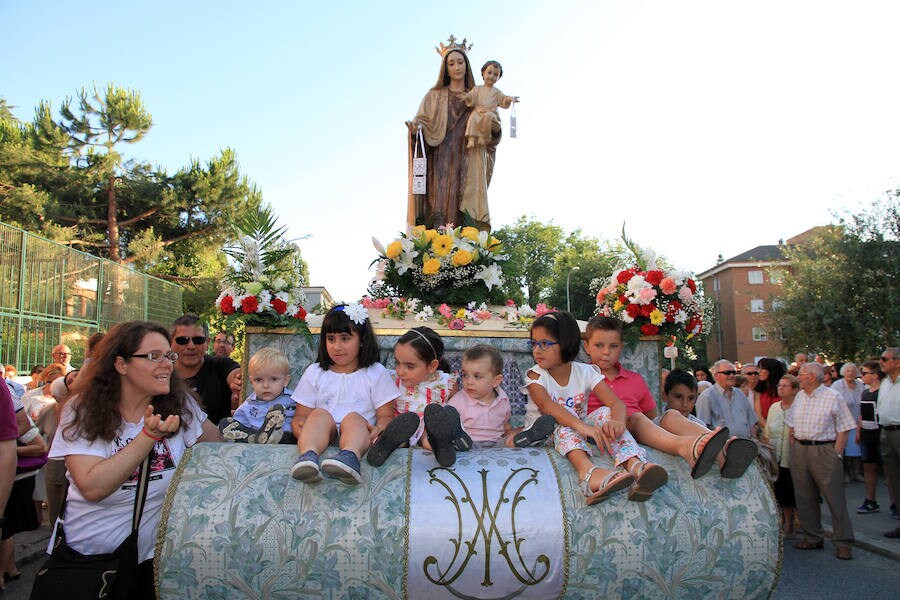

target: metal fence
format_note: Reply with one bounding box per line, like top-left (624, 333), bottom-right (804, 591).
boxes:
top-left (0, 221), bottom-right (183, 372)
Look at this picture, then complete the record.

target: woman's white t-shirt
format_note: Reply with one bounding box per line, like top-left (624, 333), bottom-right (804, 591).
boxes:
top-left (291, 362), bottom-right (398, 425)
top-left (521, 362), bottom-right (605, 429)
top-left (48, 396), bottom-right (206, 562)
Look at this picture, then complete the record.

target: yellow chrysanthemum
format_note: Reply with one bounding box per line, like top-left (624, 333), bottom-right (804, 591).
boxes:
top-left (650, 309), bottom-right (665, 326)
top-left (424, 229), bottom-right (438, 243)
top-left (386, 240), bottom-right (403, 259)
top-left (461, 226), bottom-right (480, 241)
top-left (452, 249), bottom-right (473, 266)
top-left (487, 237), bottom-right (502, 251)
top-left (431, 234), bottom-right (453, 256)
top-left (455, 308), bottom-right (468, 319)
top-left (412, 225), bottom-right (426, 240)
top-left (613, 300), bottom-right (624, 312)
top-left (422, 257), bottom-right (441, 275)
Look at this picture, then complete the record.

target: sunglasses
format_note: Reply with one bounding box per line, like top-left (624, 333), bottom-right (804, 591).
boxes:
top-left (526, 340), bottom-right (560, 351)
top-left (744, 371), bottom-right (759, 376)
top-left (717, 370), bottom-right (737, 376)
top-left (860, 370), bottom-right (874, 376)
top-left (880, 356), bottom-right (894, 362)
top-left (174, 336), bottom-right (207, 346)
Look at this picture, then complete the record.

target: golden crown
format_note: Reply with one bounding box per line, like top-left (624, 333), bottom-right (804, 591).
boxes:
top-left (435, 35), bottom-right (473, 58)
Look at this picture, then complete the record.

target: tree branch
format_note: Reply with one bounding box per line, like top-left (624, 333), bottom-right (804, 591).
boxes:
top-left (57, 215), bottom-right (108, 225)
top-left (160, 224), bottom-right (218, 247)
top-left (118, 208), bottom-right (158, 227)
top-left (63, 239), bottom-right (110, 248)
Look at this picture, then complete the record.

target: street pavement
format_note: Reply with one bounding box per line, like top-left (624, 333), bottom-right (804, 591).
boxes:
top-left (3, 479), bottom-right (899, 598)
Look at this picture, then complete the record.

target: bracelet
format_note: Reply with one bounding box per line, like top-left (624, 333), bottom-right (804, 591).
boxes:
top-left (141, 427), bottom-right (163, 442)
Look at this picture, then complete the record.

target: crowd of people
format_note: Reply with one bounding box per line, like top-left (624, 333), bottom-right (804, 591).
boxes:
top-left (1, 313), bottom-right (898, 595)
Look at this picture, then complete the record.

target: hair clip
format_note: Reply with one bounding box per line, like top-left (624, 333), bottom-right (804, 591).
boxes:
top-left (340, 303), bottom-right (369, 326)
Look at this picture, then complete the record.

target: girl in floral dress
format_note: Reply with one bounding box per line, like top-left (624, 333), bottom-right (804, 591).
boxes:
top-left (522, 311), bottom-right (667, 505)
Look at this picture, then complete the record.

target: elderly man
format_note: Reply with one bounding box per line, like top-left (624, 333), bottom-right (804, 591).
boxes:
top-left (212, 331), bottom-right (235, 359)
top-left (785, 362), bottom-right (856, 559)
top-left (171, 315), bottom-right (241, 425)
top-left (51, 343), bottom-right (74, 373)
top-left (696, 359), bottom-right (759, 439)
top-left (878, 347), bottom-right (900, 538)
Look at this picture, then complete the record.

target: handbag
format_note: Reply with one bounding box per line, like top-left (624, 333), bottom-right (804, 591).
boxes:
top-left (30, 454), bottom-right (152, 600)
top-left (754, 438), bottom-right (779, 484)
top-left (412, 127), bottom-right (427, 194)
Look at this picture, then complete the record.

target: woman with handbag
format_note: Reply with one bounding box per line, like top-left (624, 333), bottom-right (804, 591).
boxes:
top-left (33, 321), bottom-right (220, 600)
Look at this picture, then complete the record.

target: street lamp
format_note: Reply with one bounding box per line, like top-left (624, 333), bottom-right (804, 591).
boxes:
top-left (566, 266), bottom-right (581, 313)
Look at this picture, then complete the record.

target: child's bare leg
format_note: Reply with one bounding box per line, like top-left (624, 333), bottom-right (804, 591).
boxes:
top-left (628, 413), bottom-right (695, 464)
top-left (419, 435), bottom-right (434, 451)
top-left (505, 428), bottom-right (522, 448)
top-left (298, 408), bottom-right (337, 455)
top-left (337, 412), bottom-right (371, 459)
top-left (657, 409), bottom-right (727, 467)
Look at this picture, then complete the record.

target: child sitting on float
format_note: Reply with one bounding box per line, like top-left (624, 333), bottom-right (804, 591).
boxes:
top-left (289, 303), bottom-right (401, 485)
top-left (522, 310), bottom-right (667, 505)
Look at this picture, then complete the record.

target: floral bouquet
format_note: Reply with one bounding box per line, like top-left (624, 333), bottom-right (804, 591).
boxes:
top-left (592, 231), bottom-right (709, 346)
top-left (370, 225), bottom-right (508, 305)
top-left (215, 207), bottom-right (310, 334)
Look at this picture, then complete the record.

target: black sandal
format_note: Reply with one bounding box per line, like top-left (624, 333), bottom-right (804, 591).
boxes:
top-left (366, 412), bottom-right (419, 467)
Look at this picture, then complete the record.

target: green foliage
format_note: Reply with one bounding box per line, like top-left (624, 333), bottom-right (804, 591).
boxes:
top-left (492, 216), bottom-right (564, 306)
top-left (768, 196), bottom-right (900, 361)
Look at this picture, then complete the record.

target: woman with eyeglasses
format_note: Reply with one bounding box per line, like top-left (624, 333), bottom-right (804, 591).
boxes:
top-left (43, 321), bottom-right (220, 598)
top-left (856, 360), bottom-right (894, 515)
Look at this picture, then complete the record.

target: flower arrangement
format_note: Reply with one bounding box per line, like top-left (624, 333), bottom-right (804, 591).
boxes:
top-left (215, 207), bottom-right (310, 334)
top-left (497, 300), bottom-right (553, 327)
top-left (370, 225), bottom-right (508, 305)
top-left (592, 230), bottom-right (709, 346)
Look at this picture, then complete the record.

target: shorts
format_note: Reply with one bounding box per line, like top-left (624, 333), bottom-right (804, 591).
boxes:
top-left (859, 428), bottom-right (882, 464)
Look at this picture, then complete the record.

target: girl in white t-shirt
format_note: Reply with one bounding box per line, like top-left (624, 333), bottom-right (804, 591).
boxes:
top-left (49, 321), bottom-right (219, 599)
top-left (290, 304), bottom-right (401, 485)
top-left (523, 311), bottom-right (667, 506)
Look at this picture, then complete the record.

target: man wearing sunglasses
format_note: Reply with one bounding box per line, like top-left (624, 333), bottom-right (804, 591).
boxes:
top-left (695, 359), bottom-right (759, 439)
top-left (878, 348), bottom-right (900, 538)
top-left (171, 315), bottom-right (242, 426)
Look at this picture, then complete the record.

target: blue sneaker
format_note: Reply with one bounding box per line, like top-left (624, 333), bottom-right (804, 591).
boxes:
top-left (857, 499), bottom-right (880, 514)
top-left (291, 450), bottom-right (322, 483)
top-left (891, 503), bottom-right (900, 520)
top-left (321, 450), bottom-right (362, 485)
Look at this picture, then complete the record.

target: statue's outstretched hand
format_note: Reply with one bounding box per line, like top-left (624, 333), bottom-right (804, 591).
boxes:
top-left (405, 120), bottom-right (419, 134)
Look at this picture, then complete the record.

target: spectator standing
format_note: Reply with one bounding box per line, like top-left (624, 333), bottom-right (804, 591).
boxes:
top-left (0, 384), bottom-right (17, 594)
top-left (50, 345), bottom-right (74, 373)
top-left (786, 362), bottom-right (855, 559)
top-left (831, 363), bottom-right (863, 482)
top-left (212, 332), bottom-right (235, 358)
top-left (857, 360), bottom-right (893, 515)
top-left (764, 375), bottom-right (799, 537)
top-left (696, 360), bottom-right (759, 439)
top-left (171, 315), bottom-right (241, 425)
top-left (879, 347), bottom-right (900, 538)
top-left (754, 358), bottom-right (786, 430)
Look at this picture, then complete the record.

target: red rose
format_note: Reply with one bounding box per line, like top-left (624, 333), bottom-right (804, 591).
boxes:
top-left (241, 295), bottom-right (259, 314)
top-left (687, 316), bottom-right (702, 333)
top-left (625, 303), bottom-right (641, 318)
top-left (645, 270), bottom-right (664, 285)
top-left (271, 298), bottom-right (287, 315)
top-left (220, 295), bottom-right (235, 315)
top-left (616, 269), bottom-right (635, 284)
top-left (640, 324), bottom-right (659, 336)
top-left (294, 306), bottom-right (307, 320)
top-left (640, 304), bottom-right (654, 317)
top-left (618, 294), bottom-right (628, 306)
top-left (687, 279), bottom-right (697, 293)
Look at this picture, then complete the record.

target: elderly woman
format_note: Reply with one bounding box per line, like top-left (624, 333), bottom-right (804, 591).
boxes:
top-left (407, 38), bottom-right (499, 230)
top-left (831, 362), bottom-right (863, 482)
top-left (765, 375), bottom-right (799, 537)
top-left (46, 321), bottom-right (219, 598)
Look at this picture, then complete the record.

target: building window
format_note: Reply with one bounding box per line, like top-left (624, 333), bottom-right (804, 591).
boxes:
top-left (752, 327), bottom-right (768, 342)
top-left (748, 270), bottom-right (764, 285)
top-left (769, 271), bottom-right (784, 285)
top-left (750, 299), bottom-right (765, 313)
top-left (771, 299), bottom-right (784, 311)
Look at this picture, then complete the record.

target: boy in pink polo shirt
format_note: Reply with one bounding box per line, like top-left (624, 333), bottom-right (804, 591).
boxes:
top-left (449, 345), bottom-right (554, 449)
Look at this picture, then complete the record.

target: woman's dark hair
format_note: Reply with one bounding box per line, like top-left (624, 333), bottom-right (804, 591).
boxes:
top-left (693, 365), bottom-right (712, 382)
top-left (665, 368), bottom-right (699, 395)
top-left (317, 305), bottom-right (381, 370)
top-left (65, 321), bottom-right (191, 443)
top-left (862, 359), bottom-right (884, 380)
top-left (396, 327), bottom-right (451, 373)
top-left (481, 60), bottom-right (503, 78)
top-left (531, 311), bottom-right (581, 362)
top-left (755, 357), bottom-right (786, 396)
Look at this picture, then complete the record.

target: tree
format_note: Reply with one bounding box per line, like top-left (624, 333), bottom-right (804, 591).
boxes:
top-left (493, 216), bottom-right (564, 306)
top-left (768, 196), bottom-right (899, 361)
top-left (543, 231), bottom-right (627, 319)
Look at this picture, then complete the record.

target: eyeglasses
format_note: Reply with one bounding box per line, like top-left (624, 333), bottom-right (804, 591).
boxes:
top-left (174, 336), bottom-right (207, 346)
top-left (130, 351), bottom-right (179, 364)
top-left (860, 370), bottom-right (874, 376)
top-left (526, 340), bottom-right (560, 351)
top-left (744, 371), bottom-right (759, 376)
top-left (880, 356), bottom-right (895, 362)
top-left (53, 352), bottom-right (71, 357)
top-left (717, 370), bottom-right (737, 376)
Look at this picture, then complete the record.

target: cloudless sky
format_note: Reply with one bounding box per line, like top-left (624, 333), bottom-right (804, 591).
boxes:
top-left (4, 0), bottom-right (900, 302)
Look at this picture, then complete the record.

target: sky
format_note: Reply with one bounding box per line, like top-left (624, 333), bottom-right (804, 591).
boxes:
top-left (4, 0), bottom-right (900, 303)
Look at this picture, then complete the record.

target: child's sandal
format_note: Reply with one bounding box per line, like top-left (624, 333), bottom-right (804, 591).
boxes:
top-left (689, 426), bottom-right (730, 479)
top-left (581, 466), bottom-right (635, 506)
top-left (720, 437), bottom-right (758, 478)
top-left (626, 461), bottom-right (668, 502)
